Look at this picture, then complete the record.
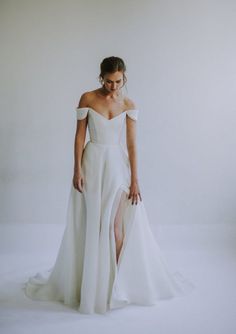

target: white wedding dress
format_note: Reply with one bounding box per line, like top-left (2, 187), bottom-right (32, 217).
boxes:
top-left (23, 107), bottom-right (195, 314)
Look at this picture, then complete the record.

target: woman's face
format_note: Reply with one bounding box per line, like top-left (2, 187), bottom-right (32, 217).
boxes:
top-left (102, 71), bottom-right (124, 93)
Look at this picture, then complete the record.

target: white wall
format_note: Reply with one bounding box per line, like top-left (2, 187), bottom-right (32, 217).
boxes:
top-left (0, 0), bottom-right (235, 225)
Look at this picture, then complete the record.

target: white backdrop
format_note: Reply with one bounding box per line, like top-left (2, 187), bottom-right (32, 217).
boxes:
top-left (0, 0), bottom-right (235, 225)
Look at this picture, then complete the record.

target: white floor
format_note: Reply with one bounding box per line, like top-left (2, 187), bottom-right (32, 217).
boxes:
top-left (0, 223), bottom-right (236, 334)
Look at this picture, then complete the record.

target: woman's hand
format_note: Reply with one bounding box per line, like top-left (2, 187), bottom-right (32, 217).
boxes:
top-left (128, 180), bottom-right (142, 205)
top-left (73, 170), bottom-right (84, 193)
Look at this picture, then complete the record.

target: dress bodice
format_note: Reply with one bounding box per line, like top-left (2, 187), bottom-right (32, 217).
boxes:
top-left (75, 107), bottom-right (139, 145)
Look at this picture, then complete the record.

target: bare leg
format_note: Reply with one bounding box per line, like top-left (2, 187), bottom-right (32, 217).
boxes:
top-left (114, 191), bottom-right (127, 263)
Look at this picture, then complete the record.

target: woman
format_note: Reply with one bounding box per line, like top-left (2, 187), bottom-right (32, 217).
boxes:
top-left (73, 57), bottom-right (142, 263)
top-left (24, 56), bottom-right (194, 314)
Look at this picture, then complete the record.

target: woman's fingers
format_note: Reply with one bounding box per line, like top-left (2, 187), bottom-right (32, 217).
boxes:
top-left (128, 182), bottom-right (142, 205)
top-left (73, 176), bottom-right (84, 193)
top-left (78, 178), bottom-right (83, 192)
top-left (129, 193), bottom-right (142, 205)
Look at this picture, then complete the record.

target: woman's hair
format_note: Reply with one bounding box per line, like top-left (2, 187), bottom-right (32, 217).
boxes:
top-left (99, 56), bottom-right (127, 86)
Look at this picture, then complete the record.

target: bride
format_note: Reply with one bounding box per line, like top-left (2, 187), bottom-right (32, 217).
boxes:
top-left (73, 57), bottom-right (142, 263)
top-left (24, 56), bottom-right (194, 314)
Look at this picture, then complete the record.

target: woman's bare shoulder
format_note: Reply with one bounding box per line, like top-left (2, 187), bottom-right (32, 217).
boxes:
top-left (77, 90), bottom-right (97, 108)
top-left (124, 96), bottom-right (138, 110)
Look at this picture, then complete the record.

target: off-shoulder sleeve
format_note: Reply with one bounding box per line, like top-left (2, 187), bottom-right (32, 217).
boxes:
top-left (126, 109), bottom-right (139, 121)
top-left (75, 107), bottom-right (89, 120)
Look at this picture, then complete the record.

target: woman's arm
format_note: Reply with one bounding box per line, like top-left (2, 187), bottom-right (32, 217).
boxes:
top-left (126, 116), bottom-right (138, 183)
top-left (126, 100), bottom-right (142, 204)
top-left (73, 93), bottom-right (88, 192)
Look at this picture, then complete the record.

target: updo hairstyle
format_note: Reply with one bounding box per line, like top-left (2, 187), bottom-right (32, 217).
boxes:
top-left (98, 56), bottom-right (127, 87)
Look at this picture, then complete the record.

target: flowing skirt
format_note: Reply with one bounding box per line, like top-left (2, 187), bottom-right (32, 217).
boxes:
top-left (24, 141), bottom-right (195, 314)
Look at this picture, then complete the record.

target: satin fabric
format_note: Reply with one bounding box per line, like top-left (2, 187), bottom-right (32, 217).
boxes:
top-left (23, 107), bottom-right (195, 314)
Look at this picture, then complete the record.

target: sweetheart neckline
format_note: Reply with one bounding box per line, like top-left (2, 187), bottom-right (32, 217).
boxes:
top-left (89, 107), bottom-right (127, 121)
